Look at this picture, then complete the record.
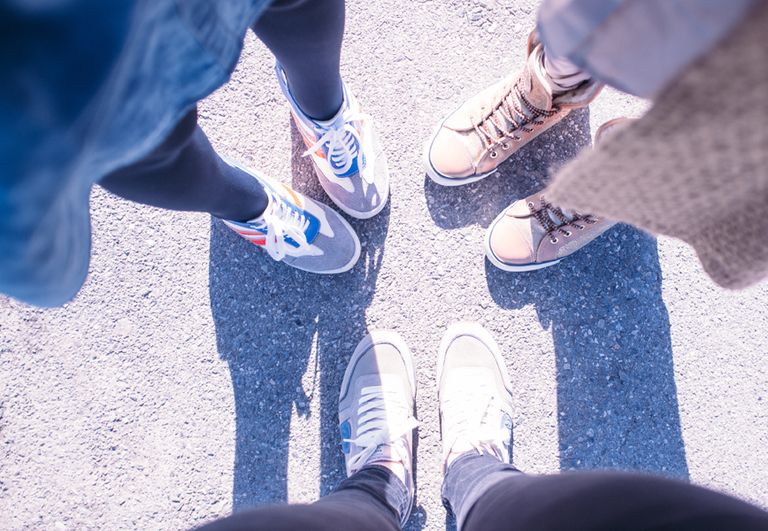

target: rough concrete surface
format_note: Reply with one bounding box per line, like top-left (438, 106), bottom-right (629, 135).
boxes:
top-left (1, 1), bottom-right (767, 530)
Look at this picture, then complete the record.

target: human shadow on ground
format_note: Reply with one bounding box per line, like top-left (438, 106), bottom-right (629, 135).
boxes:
top-left (425, 108), bottom-right (689, 480)
top-left (486, 226), bottom-right (688, 478)
top-left (209, 121), bottom-right (427, 529)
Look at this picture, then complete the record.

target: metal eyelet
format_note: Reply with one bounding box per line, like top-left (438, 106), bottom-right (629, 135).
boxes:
top-left (551, 237), bottom-right (559, 244)
top-left (490, 151), bottom-right (498, 158)
top-left (564, 231), bottom-right (572, 237)
top-left (527, 202), bottom-right (534, 208)
top-left (501, 142), bottom-right (510, 150)
top-left (512, 136), bottom-right (522, 142)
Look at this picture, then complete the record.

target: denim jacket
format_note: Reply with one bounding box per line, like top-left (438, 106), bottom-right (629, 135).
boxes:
top-left (0, 0), bottom-right (269, 306)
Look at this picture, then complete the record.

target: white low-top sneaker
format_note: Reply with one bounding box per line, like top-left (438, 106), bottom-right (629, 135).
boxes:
top-left (276, 64), bottom-right (390, 219)
top-left (438, 322), bottom-right (514, 470)
top-left (221, 161), bottom-right (360, 274)
top-left (338, 331), bottom-right (418, 525)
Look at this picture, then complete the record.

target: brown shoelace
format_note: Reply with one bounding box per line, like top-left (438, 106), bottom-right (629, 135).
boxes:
top-left (515, 197), bottom-right (597, 244)
top-left (472, 76), bottom-right (558, 158)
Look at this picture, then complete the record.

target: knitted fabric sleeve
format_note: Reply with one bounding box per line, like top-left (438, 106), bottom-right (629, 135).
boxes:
top-left (545, 3), bottom-right (768, 289)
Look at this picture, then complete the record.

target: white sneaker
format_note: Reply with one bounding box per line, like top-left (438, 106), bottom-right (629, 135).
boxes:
top-left (438, 322), bottom-right (514, 470)
top-left (220, 160), bottom-right (360, 274)
top-left (276, 65), bottom-right (390, 219)
top-left (338, 331), bottom-right (418, 525)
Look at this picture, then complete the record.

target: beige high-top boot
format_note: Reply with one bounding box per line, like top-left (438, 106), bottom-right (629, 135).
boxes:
top-left (424, 32), bottom-right (603, 186)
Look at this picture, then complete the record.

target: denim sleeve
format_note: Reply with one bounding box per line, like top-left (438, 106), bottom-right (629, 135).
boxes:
top-left (536, 0), bottom-right (758, 97)
top-left (0, 1), bottom-right (133, 306)
top-left (0, 0), bottom-right (270, 306)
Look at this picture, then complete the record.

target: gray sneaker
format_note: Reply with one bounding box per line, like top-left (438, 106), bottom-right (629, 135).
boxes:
top-left (338, 331), bottom-right (417, 526)
top-left (221, 161), bottom-right (360, 274)
top-left (438, 322), bottom-right (514, 470)
top-left (277, 65), bottom-right (390, 219)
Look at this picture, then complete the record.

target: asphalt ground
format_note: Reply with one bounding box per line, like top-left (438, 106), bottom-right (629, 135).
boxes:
top-left (1, 1), bottom-right (767, 530)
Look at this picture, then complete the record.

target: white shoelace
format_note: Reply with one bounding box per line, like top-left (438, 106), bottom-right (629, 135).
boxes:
top-left (343, 385), bottom-right (418, 473)
top-left (443, 383), bottom-right (509, 461)
top-left (259, 191), bottom-right (312, 261)
top-left (303, 111), bottom-right (376, 188)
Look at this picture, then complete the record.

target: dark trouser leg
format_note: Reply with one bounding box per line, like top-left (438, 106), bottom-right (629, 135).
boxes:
top-left (444, 453), bottom-right (768, 531)
top-left (252, 0), bottom-right (345, 120)
top-left (441, 452), bottom-right (523, 529)
top-left (99, 108), bottom-right (268, 222)
top-left (197, 466), bottom-right (408, 531)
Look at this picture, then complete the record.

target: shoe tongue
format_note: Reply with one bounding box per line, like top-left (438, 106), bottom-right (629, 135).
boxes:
top-left (367, 437), bottom-right (408, 466)
top-left (519, 47), bottom-right (554, 112)
top-left (368, 444), bottom-right (393, 463)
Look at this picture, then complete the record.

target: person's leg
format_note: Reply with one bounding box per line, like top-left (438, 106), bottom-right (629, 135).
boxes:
top-left (252, 0), bottom-right (389, 220)
top-left (252, 0), bottom-right (344, 121)
top-left (100, 107), bottom-right (362, 274)
top-left (442, 451), bottom-right (521, 529)
top-left (436, 322), bottom-right (520, 529)
top-left (459, 471), bottom-right (768, 531)
top-left (196, 466), bottom-right (404, 531)
top-left (542, 52), bottom-right (592, 94)
top-left (537, 0), bottom-right (758, 99)
top-left (436, 323), bottom-right (768, 531)
top-left (99, 108), bottom-right (267, 222)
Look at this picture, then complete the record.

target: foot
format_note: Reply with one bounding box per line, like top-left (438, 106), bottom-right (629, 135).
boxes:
top-left (221, 161), bottom-right (360, 274)
top-left (484, 118), bottom-right (629, 272)
top-left (438, 322), bottom-right (514, 470)
top-left (485, 194), bottom-right (615, 272)
top-left (277, 65), bottom-right (389, 219)
top-left (424, 32), bottom-right (602, 186)
top-left (338, 331), bottom-right (418, 526)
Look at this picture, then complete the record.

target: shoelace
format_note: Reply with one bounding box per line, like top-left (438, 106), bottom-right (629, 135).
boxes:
top-left (260, 190), bottom-right (312, 261)
top-left (303, 111), bottom-right (376, 188)
top-left (516, 196), bottom-right (597, 244)
top-left (443, 383), bottom-right (509, 462)
top-left (472, 77), bottom-right (558, 158)
top-left (343, 385), bottom-right (418, 473)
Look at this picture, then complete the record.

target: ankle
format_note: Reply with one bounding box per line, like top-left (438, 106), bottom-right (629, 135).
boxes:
top-left (445, 441), bottom-right (505, 470)
top-left (540, 51), bottom-right (591, 95)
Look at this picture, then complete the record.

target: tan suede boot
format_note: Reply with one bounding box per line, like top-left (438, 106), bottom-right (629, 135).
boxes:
top-left (424, 32), bottom-right (602, 186)
top-left (484, 118), bottom-right (631, 271)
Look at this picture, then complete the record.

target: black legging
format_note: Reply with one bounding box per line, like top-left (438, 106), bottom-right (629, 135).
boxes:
top-left (253, 0), bottom-right (345, 121)
top-left (197, 470), bottom-right (768, 531)
top-left (100, 0), bottom-right (345, 222)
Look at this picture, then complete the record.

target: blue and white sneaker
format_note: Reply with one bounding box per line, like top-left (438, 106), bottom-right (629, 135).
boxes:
top-left (221, 161), bottom-right (360, 274)
top-left (338, 331), bottom-right (418, 526)
top-left (276, 65), bottom-right (389, 219)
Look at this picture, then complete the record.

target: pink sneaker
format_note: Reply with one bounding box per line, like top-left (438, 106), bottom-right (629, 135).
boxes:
top-left (424, 32), bottom-right (602, 186)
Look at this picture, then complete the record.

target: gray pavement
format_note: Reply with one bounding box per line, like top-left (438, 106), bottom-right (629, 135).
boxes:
top-left (1, 1), bottom-right (767, 530)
